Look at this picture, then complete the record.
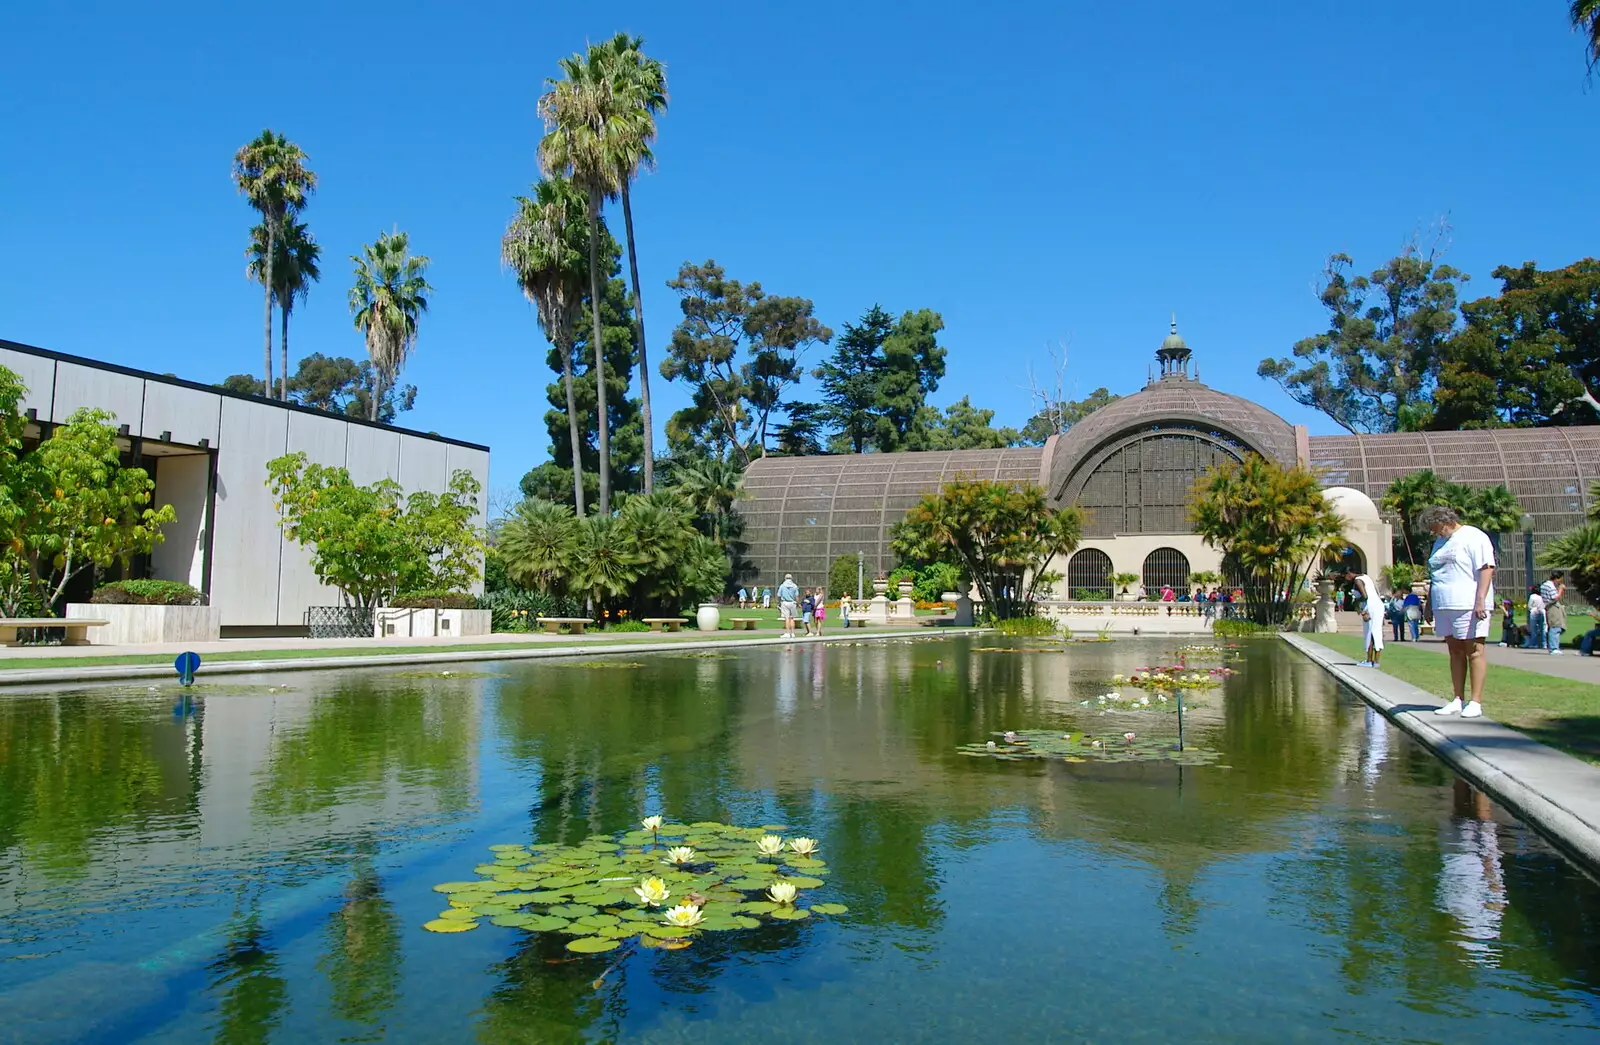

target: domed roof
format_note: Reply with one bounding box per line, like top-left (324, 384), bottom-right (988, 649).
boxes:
top-left (1046, 326), bottom-right (1299, 504)
top-left (1324, 486), bottom-right (1382, 524)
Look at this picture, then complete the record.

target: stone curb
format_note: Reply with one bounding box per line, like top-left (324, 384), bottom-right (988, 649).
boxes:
top-left (0, 629), bottom-right (963, 690)
top-left (1283, 632), bottom-right (1600, 878)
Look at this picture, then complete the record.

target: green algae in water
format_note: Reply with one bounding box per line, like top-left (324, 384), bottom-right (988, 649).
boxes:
top-left (958, 729), bottom-right (1224, 766)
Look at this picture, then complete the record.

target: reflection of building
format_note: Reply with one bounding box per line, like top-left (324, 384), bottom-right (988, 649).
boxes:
top-left (742, 323), bottom-right (1600, 593)
top-left (0, 339), bottom-right (489, 631)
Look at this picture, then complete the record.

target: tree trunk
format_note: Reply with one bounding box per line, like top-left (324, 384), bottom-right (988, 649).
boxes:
top-left (586, 195), bottom-right (610, 515)
top-left (280, 304), bottom-right (291, 402)
top-left (370, 366), bottom-right (383, 422)
top-left (620, 185), bottom-right (653, 494)
top-left (263, 224), bottom-right (276, 396)
top-left (560, 335), bottom-right (586, 516)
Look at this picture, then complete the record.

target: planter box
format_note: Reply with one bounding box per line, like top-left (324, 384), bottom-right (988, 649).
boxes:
top-left (374, 607), bottom-right (491, 639)
top-left (66, 603), bottom-right (221, 645)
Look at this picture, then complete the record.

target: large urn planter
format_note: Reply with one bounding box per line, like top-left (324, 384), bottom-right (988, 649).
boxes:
top-left (697, 603), bottom-right (721, 633)
top-left (375, 607), bottom-right (490, 639)
top-left (897, 580), bottom-right (915, 599)
top-left (872, 578), bottom-right (889, 596)
top-left (66, 603), bottom-right (221, 645)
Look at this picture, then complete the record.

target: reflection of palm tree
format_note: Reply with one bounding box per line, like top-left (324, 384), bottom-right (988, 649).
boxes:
top-left (318, 862), bottom-right (401, 1036)
top-left (207, 915), bottom-right (288, 1045)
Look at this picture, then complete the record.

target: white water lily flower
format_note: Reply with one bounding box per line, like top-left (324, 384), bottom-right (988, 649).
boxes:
top-left (634, 877), bottom-right (671, 906)
top-left (1123, 732), bottom-right (1137, 742)
top-left (666, 846), bottom-right (696, 864)
top-left (641, 815), bottom-right (664, 831)
top-left (756, 834), bottom-right (786, 857)
top-left (788, 837), bottom-right (820, 856)
top-left (768, 880), bottom-right (799, 905)
top-left (662, 904), bottom-right (704, 928)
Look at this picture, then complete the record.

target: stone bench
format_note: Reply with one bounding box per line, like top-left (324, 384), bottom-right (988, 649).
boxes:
top-left (728, 618), bottom-right (760, 631)
top-left (0, 618), bottom-right (109, 646)
top-left (643, 617), bottom-right (688, 633)
top-left (536, 617), bottom-right (596, 635)
top-left (843, 617), bottom-right (868, 628)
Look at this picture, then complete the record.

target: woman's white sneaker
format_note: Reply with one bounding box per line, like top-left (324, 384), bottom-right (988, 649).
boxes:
top-left (1461, 701), bottom-right (1484, 719)
top-left (1435, 698), bottom-right (1463, 716)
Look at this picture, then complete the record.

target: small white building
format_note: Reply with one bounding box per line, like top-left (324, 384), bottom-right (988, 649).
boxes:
top-left (0, 338), bottom-right (490, 634)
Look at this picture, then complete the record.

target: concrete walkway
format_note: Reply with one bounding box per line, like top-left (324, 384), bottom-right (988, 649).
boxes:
top-left (1284, 632), bottom-right (1600, 877)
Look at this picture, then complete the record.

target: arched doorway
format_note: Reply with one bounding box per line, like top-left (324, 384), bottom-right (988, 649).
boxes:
top-left (1142, 547), bottom-right (1191, 597)
top-left (1332, 544), bottom-right (1367, 609)
top-left (1066, 548), bottom-right (1112, 600)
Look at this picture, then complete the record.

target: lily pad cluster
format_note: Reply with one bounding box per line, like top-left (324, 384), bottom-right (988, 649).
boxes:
top-left (1172, 644), bottom-right (1234, 659)
top-left (1115, 666), bottom-right (1233, 691)
top-left (958, 730), bottom-right (1222, 766)
top-left (424, 819), bottom-right (847, 954)
top-left (970, 646), bottom-right (1065, 654)
top-left (1077, 689), bottom-right (1182, 713)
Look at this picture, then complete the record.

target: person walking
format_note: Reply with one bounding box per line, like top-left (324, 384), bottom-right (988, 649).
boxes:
top-left (1423, 505), bottom-right (1496, 719)
top-left (799, 589), bottom-right (816, 637)
top-left (1524, 587), bottom-right (1546, 650)
top-left (1403, 588), bottom-right (1423, 642)
top-left (777, 574), bottom-right (800, 638)
top-left (737, 587), bottom-right (749, 610)
top-left (840, 593), bottom-right (853, 628)
top-left (813, 589), bottom-right (827, 636)
top-left (1345, 566), bottom-right (1384, 668)
top-left (762, 587), bottom-right (772, 610)
top-left (1542, 571), bottom-right (1567, 654)
top-left (1386, 592), bottom-right (1406, 643)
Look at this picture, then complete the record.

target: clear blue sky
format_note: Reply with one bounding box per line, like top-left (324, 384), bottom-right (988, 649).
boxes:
top-left (3, 1), bottom-right (1597, 494)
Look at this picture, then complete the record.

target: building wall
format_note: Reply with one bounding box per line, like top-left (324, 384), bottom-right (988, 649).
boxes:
top-left (151, 454), bottom-right (210, 590)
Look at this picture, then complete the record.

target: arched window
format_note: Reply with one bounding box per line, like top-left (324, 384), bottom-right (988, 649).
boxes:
top-left (1142, 547), bottom-right (1191, 596)
top-left (1066, 548), bottom-right (1113, 600)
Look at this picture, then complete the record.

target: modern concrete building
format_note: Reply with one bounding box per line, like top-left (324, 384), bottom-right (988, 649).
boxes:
top-left (0, 339), bottom-right (490, 633)
top-left (741, 323), bottom-right (1600, 597)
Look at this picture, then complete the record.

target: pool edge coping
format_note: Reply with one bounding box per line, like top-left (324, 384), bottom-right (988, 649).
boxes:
top-left (1282, 631), bottom-right (1600, 879)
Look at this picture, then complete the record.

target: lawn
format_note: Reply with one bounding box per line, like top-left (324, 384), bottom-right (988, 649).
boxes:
top-left (1303, 632), bottom-right (1600, 765)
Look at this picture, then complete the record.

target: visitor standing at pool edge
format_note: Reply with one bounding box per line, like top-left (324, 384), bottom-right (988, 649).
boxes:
top-left (1345, 565), bottom-right (1384, 669)
top-left (778, 574), bottom-right (800, 638)
top-left (1423, 505), bottom-right (1496, 720)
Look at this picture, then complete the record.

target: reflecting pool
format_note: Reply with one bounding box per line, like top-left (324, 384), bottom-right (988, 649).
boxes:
top-left (2, 637), bottom-right (1598, 1043)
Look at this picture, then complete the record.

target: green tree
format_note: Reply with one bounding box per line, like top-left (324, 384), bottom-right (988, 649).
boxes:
top-left (286, 353), bottom-right (415, 423)
top-left (1017, 387), bottom-right (1119, 445)
top-left (1575, 1), bottom-right (1600, 68)
top-left (876, 309), bottom-right (948, 451)
top-left (918, 396), bottom-right (1021, 450)
top-left (661, 260), bottom-right (832, 464)
top-left (247, 219), bottom-right (321, 401)
top-left (829, 553), bottom-right (861, 601)
top-left (220, 373), bottom-right (267, 397)
top-left (815, 305), bottom-right (895, 453)
top-left (267, 453), bottom-right (483, 607)
top-left (503, 177), bottom-right (593, 513)
top-left (496, 498), bottom-right (580, 594)
top-left (1258, 246), bottom-right (1467, 433)
top-left (350, 230), bottom-right (431, 422)
top-left (1189, 456), bottom-right (1345, 626)
top-left (232, 130), bottom-right (316, 398)
top-left (890, 477), bottom-right (1083, 619)
top-left (1379, 470), bottom-right (1523, 564)
top-left (593, 33), bottom-right (668, 494)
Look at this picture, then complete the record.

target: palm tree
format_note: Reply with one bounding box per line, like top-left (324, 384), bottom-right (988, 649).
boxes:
top-left (539, 50), bottom-right (626, 514)
top-left (1575, 2), bottom-right (1600, 69)
top-left (498, 499), bottom-right (581, 593)
top-left (669, 457), bottom-right (743, 544)
top-left (349, 230), bottom-right (431, 421)
top-left (248, 219), bottom-right (321, 400)
top-left (232, 131), bottom-right (316, 398)
top-left (593, 33), bottom-right (667, 494)
top-left (503, 179), bottom-right (591, 514)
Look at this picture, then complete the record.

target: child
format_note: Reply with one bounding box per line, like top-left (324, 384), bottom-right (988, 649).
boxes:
top-left (813, 590), bottom-right (826, 636)
top-left (1499, 599), bottom-right (1522, 648)
top-left (799, 590), bottom-right (815, 636)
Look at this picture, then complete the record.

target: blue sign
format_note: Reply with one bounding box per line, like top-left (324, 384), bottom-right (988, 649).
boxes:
top-left (174, 651), bottom-right (202, 686)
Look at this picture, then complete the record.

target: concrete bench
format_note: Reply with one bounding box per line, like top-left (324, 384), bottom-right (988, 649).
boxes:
top-left (728, 618), bottom-right (760, 631)
top-left (0, 618), bottom-right (109, 646)
top-left (844, 617), bottom-right (868, 628)
top-left (643, 617), bottom-right (688, 633)
top-left (536, 617), bottom-right (596, 635)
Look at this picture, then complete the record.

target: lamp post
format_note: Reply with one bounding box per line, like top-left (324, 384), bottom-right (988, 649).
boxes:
top-left (857, 550), bottom-right (864, 601)
top-left (1521, 513), bottom-right (1536, 597)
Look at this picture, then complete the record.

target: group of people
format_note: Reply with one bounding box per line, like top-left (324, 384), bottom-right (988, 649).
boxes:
top-left (773, 574), bottom-right (831, 638)
top-left (735, 586), bottom-right (773, 610)
top-left (1502, 573), bottom-right (1569, 654)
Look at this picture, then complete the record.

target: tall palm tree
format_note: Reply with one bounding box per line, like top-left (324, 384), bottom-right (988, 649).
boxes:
top-left (670, 457), bottom-right (743, 544)
top-left (349, 230), bottom-right (431, 422)
top-left (593, 33), bottom-right (668, 494)
top-left (1575, 2), bottom-right (1600, 68)
top-left (247, 219), bottom-right (321, 400)
top-left (232, 131), bottom-right (316, 397)
top-left (539, 51), bottom-right (625, 514)
top-left (503, 178), bottom-right (591, 514)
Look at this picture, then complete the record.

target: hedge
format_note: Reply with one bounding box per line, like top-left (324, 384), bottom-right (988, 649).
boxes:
top-left (91, 580), bottom-right (203, 606)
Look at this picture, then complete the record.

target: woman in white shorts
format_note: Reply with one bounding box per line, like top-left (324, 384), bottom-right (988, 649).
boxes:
top-left (1422, 505), bottom-right (1496, 719)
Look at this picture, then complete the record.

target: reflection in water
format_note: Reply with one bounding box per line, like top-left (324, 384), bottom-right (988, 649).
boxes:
top-left (0, 639), bottom-right (1597, 1044)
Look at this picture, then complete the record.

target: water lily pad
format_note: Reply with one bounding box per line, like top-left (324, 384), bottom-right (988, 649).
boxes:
top-left (424, 919), bottom-right (478, 933)
top-left (768, 907), bottom-right (810, 921)
top-left (811, 903), bottom-right (849, 915)
top-left (728, 877), bottom-right (776, 891)
top-left (643, 924), bottom-right (695, 939)
top-left (738, 901), bottom-right (778, 914)
top-left (471, 904), bottom-right (516, 918)
top-left (575, 914), bottom-right (621, 929)
top-left (548, 903), bottom-right (598, 919)
top-left (437, 908), bottom-right (478, 921)
top-left (786, 857), bottom-right (826, 869)
top-left (433, 881), bottom-right (487, 893)
top-left (731, 915), bottom-right (763, 929)
top-left (489, 914), bottom-right (538, 928)
top-left (783, 876), bottom-right (824, 889)
top-left (565, 937), bottom-right (621, 954)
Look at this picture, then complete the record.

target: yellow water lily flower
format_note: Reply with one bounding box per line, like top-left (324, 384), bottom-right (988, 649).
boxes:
top-left (641, 815), bottom-right (664, 832)
top-left (661, 904), bottom-right (704, 928)
top-left (768, 880), bottom-right (799, 905)
top-left (787, 837), bottom-right (820, 857)
top-left (756, 835), bottom-right (785, 857)
top-left (666, 846), bottom-right (696, 864)
top-left (634, 877), bottom-right (671, 906)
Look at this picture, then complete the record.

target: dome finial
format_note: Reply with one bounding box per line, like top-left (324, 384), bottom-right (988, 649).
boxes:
top-left (1156, 317), bottom-right (1191, 379)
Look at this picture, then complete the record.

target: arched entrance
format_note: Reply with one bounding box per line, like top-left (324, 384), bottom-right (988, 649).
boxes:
top-left (1066, 548), bottom-right (1113, 600)
top-left (1142, 547), bottom-right (1191, 597)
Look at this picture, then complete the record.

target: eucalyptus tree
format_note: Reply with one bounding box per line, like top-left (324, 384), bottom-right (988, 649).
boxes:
top-left (592, 33), bottom-right (668, 494)
top-left (247, 219), bottom-right (321, 400)
top-left (232, 131), bottom-right (316, 397)
top-left (1576, 1), bottom-right (1600, 68)
top-left (539, 50), bottom-right (625, 514)
top-left (349, 230), bottom-right (431, 422)
top-left (504, 177), bottom-right (592, 514)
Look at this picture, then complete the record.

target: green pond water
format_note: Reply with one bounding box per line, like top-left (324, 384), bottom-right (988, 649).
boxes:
top-left (2, 636), bottom-right (1598, 1044)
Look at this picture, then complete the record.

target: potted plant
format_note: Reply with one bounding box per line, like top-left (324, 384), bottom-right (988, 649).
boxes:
top-left (1111, 572), bottom-right (1140, 602)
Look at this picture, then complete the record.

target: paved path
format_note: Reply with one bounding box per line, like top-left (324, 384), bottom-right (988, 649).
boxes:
top-left (1325, 611), bottom-right (1600, 684)
top-left (1284, 632), bottom-right (1600, 877)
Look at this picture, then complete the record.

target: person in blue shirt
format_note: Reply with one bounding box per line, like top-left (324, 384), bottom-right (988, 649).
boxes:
top-left (777, 575), bottom-right (801, 637)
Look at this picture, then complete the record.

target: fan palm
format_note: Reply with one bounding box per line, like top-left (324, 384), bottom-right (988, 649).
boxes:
top-left (247, 219), bottom-right (321, 400)
top-left (669, 457), bottom-right (743, 543)
top-left (571, 514), bottom-right (642, 602)
top-left (1462, 485), bottom-right (1524, 537)
top-left (539, 50), bottom-right (627, 514)
top-left (1575, 1), bottom-right (1600, 68)
top-left (592, 33), bottom-right (668, 493)
top-left (503, 178), bottom-right (592, 514)
top-left (232, 131), bottom-right (316, 397)
top-left (498, 499), bottom-right (581, 593)
top-left (349, 231), bottom-right (431, 422)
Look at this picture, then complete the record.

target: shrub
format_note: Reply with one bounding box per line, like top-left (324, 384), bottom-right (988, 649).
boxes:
top-left (477, 589), bottom-right (585, 632)
top-left (1213, 618), bottom-right (1272, 637)
top-left (605, 619), bottom-right (651, 633)
top-left (391, 591), bottom-right (477, 609)
top-left (828, 554), bottom-right (861, 600)
top-left (91, 580), bottom-right (202, 606)
top-left (990, 616), bottom-right (1060, 636)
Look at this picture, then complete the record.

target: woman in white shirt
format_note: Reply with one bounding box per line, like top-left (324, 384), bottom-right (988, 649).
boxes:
top-left (1421, 505), bottom-right (1496, 719)
top-left (1343, 566), bottom-right (1384, 668)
